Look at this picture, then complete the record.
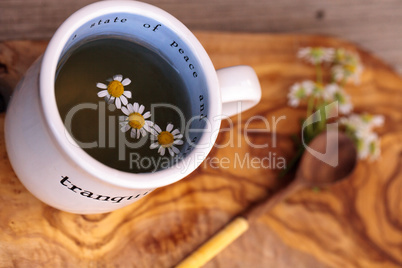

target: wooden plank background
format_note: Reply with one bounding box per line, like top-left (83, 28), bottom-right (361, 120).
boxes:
top-left (1, 0), bottom-right (402, 73)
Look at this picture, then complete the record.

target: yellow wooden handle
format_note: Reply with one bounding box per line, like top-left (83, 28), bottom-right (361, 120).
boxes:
top-left (175, 217), bottom-right (249, 268)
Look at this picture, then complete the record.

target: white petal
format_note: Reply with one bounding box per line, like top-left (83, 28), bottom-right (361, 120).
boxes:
top-left (136, 129), bottom-right (140, 139)
top-left (150, 128), bottom-right (159, 136)
top-left (106, 96), bottom-right (115, 104)
top-left (153, 124), bottom-right (162, 133)
top-left (120, 95), bottom-right (128, 106)
top-left (172, 146), bottom-right (180, 154)
top-left (159, 147), bottom-right (166, 156)
top-left (130, 129), bottom-right (136, 139)
top-left (168, 147), bottom-right (174, 156)
top-left (133, 102), bottom-right (139, 113)
top-left (171, 129), bottom-right (180, 135)
top-left (143, 111), bottom-right (151, 119)
top-left (166, 123), bottom-right (173, 132)
top-left (371, 115), bottom-right (385, 127)
top-left (127, 103), bottom-right (134, 113)
top-left (97, 90), bottom-right (108, 97)
top-left (121, 106), bottom-right (130, 116)
top-left (143, 121), bottom-right (152, 131)
top-left (174, 134), bottom-right (183, 139)
top-left (119, 119), bottom-right (128, 127)
top-left (288, 98), bottom-right (299, 107)
top-left (123, 90), bottom-right (132, 98)
top-left (96, 83), bottom-right (107, 89)
top-left (174, 139), bottom-right (184, 145)
top-left (140, 128), bottom-right (146, 137)
top-left (113, 74), bottom-right (123, 82)
top-left (138, 105), bottom-right (145, 115)
top-left (115, 97), bottom-right (121, 109)
top-left (122, 78), bottom-right (131, 86)
top-left (150, 142), bottom-right (159, 149)
top-left (120, 124), bottom-right (130, 132)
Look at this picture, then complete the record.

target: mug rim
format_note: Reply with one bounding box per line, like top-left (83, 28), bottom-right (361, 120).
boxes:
top-left (40, 0), bottom-right (222, 189)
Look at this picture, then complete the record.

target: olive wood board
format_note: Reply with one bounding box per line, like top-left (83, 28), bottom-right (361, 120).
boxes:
top-left (0, 32), bottom-right (401, 268)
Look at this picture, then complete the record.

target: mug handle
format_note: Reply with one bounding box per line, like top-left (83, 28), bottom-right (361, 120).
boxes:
top-left (217, 65), bottom-right (262, 117)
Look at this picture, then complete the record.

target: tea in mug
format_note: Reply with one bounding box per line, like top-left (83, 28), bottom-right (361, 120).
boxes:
top-left (55, 37), bottom-right (191, 173)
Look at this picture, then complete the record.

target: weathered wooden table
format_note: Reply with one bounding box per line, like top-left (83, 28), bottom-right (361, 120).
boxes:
top-left (0, 32), bottom-right (401, 267)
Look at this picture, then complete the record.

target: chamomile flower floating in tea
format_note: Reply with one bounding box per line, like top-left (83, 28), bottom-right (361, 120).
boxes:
top-left (150, 123), bottom-right (183, 156)
top-left (120, 102), bottom-right (153, 139)
top-left (96, 74), bottom-right (132, 109)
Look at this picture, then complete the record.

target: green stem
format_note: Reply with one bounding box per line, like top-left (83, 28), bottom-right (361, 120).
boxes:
top-left (318, 102), bottom-right (327, 133)
top-left (316, 63), bottom-right (323, 85)
top-left (306, 96), bottom-right (315, 136)
top-left (315, 63), bottom-right (326, 134)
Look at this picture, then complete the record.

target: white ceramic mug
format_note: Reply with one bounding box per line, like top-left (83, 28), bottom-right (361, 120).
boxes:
top-left (5, 0), bottom-right (261, 214)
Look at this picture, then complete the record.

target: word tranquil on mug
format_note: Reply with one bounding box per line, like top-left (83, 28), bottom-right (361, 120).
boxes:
top-left (60, 176), bottom-right (150, 203)
top-left (129, 151), bottom-right (286, 173)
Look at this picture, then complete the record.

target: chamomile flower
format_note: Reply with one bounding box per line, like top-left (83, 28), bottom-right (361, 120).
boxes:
top-left (97, 74), bottom-right (132, 109)
top-left (150, 123), bottom-right (183, 156)
top-left (339, 113), bottom-right (384, 161)
top-left (297, 47), bottom-right (335, 65)
top-left (287, 80), bottom-right (314, 107)
top-left (323, 83), bottom-right (353, 114)
top-left (332, 64), bottom-right (363, 85)
top-left (331, 49), bottom-right (363, 85)
top-left (360, 113), bottom-right (385, 129)
top-left (120, 102), bottom-right (153, 139)
top-left (340, 113), bottom-right (384, 138)
top-left (311, 82), bottom-right (325, 98)
top-left (356, 132), bottom-right (381, 161)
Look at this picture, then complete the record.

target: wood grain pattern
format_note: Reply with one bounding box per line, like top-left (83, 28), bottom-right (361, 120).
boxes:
top-left (0, 32), bottom-right (401, 268)
top-left (1, 0), bottom-right (402, 74)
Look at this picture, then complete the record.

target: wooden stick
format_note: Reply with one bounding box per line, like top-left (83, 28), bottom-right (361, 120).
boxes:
top-left (175, 181), bottom-right (304, 268)
top-left (175, 217), bottom-right (249, 268)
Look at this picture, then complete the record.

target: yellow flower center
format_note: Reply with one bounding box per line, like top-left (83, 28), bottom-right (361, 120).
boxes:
top-left (315, 82), bottom-right (324, 90)
top-left (344, 64), bottom-right (356, 73)
top-left (158, 131), bottom-right (174, 147)
top-left (107, 80), bottom-right (124, 97)
top-left (361, 114), bottom-right (373, 123)
top-left (128, 113), bottom-right (145, 129)
top-left (312, 82), bottom-right (324, 96)
top-left (335, 49), bottom-right (346, 62)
